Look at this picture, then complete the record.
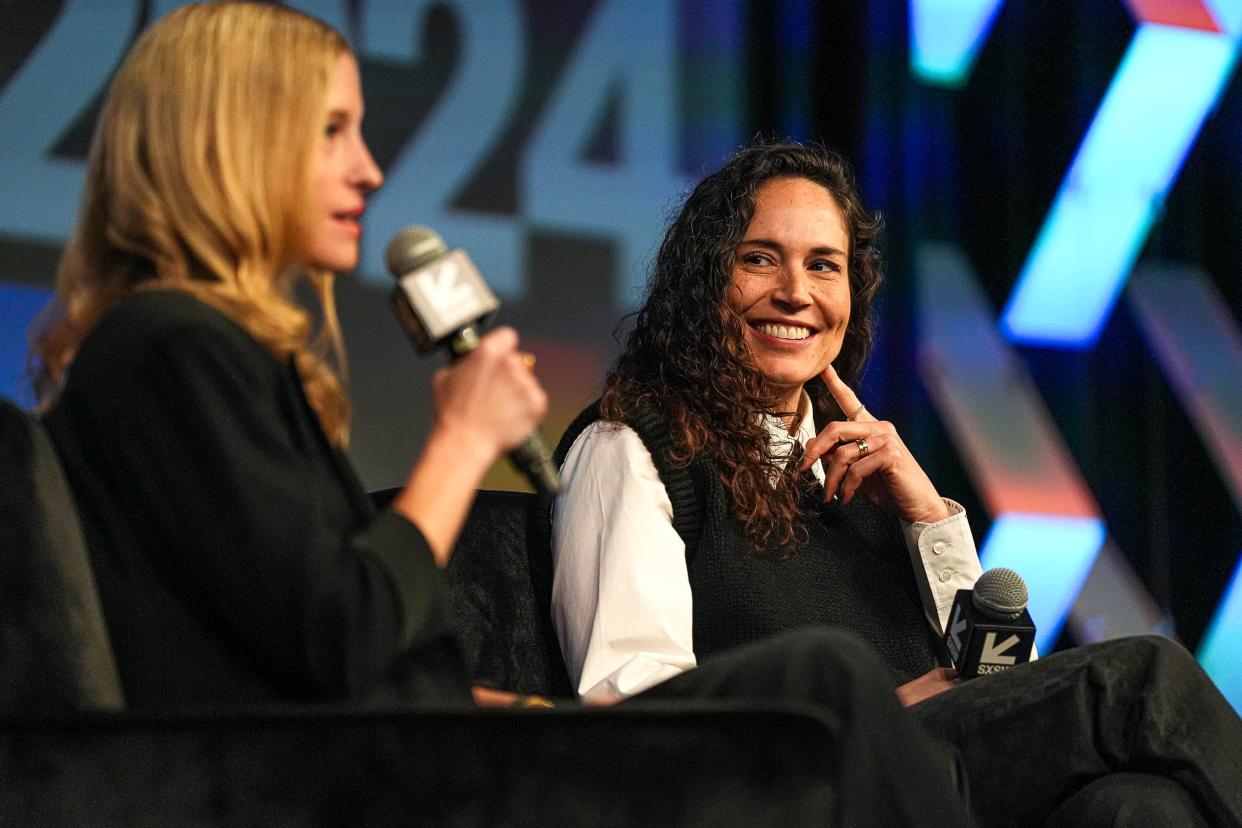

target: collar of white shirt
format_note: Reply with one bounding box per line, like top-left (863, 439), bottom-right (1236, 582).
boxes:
top-left (760, 389), bottom-right (827, 488)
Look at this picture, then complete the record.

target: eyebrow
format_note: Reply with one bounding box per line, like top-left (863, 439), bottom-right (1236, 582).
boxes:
top-left (739, 238), bottom-right (847, 258)
top-left (326, 106), bottom-right (365, 120)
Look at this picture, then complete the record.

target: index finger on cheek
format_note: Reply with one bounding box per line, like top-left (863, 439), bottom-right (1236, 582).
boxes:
top-left (820, 363), bottom-right (872, 422)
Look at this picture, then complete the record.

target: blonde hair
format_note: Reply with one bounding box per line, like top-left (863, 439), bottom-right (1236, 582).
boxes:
top-left (32, 1), bottom-right (353, 443)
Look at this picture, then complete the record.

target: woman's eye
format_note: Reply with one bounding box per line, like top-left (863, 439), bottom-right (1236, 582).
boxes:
top-left (810, 260), bottom-right (842, 274)
top-left (324, 121), bottom-right (343, 139)
top-left (742, 252), bottom-right (770, 266)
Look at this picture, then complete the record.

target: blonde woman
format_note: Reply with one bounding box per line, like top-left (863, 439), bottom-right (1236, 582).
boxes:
top-left (31, 2), bottom-right (545, 709)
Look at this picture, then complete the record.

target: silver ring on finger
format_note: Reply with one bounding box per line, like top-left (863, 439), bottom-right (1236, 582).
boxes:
top-left (855, 437), bottom-right (870, 457)
top-left (846, 404), bottom-right (866, 421)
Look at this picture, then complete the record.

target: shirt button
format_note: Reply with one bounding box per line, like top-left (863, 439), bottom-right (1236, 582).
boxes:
top-left (932, 541), bottom-right (947, 556)
top-left (938, 569), bottom-right (954, 583)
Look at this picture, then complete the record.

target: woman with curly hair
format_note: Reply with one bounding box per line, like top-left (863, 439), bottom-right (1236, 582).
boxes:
top-left (32, 2), bottom-right (546, 709)
top-left (550, 141), bottom-right (1242, 825)
top-left (552, 141), bottom-right (978, 705)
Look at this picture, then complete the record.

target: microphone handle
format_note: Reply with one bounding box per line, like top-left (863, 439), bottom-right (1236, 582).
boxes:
top-left (447, 325), bottom-right (562, 496)
top-left (508, 429), bottom-right (562, 495)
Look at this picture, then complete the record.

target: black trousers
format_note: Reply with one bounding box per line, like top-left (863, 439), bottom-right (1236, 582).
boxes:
top-left (630, 628), bottom-right (972, 826)
top-left (634, 631), bottom-right (1242, 827)
top-left (912, 635), bottom-right (1242, 827)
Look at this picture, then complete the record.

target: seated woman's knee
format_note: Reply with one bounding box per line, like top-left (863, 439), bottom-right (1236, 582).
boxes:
top-left (1083, 634), bottom-right (1203, 690)
top-left (1100, 634), bottom-right (1192, 667)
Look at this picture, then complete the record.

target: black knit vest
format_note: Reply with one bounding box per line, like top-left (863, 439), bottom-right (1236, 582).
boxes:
top-left (554, 403), bottom-right (946, 686)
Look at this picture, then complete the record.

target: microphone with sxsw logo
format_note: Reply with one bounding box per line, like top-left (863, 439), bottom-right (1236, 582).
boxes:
top-left (386, 225), bottom-right (561, 495)
top-left (944, 567), bottom-right (1037, 678)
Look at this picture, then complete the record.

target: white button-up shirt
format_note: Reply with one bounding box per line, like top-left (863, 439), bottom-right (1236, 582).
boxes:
top-left (551, 395), bottom-right (983, 702)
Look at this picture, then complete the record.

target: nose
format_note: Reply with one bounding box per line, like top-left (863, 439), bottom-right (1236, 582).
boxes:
top-left (353, 136), bottom-right (384, 193)
top-left (771, 266), bottom-right (812, 311)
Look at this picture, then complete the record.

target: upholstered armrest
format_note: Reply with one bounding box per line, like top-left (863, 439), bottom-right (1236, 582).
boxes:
top-left (0, 703), bottom-right (838, 824)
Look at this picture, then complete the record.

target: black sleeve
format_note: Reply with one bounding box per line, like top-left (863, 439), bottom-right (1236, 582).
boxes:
top-left (60, 300), bottom-right (457, 699)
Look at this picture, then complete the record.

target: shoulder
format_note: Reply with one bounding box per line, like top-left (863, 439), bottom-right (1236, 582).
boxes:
top-left (52, 290), bottom-right (287, 423)
top-left (561, 421), bottom-right (659, 488)
top-left (90, 290), bottom-right (260, 353)
top-left (554, 399), bottom-right (675, 464)
top-left (557, 421), bottom-right (673, 524)
top-left (564, 420), bottom-right (649, 463)
top-left (70, 290), bottom-right (276, 387)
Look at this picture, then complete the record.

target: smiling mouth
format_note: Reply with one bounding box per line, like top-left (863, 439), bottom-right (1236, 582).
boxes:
top-left (752, 321), bottom-right (814, 341)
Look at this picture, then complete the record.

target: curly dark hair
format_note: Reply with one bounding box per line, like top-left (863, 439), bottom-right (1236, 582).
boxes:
top-left (600, 140), bottom-right (884, 552)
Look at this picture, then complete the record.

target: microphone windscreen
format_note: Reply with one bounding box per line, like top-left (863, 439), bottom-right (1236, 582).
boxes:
top-left (971, 567), bottom-right (1028, 620)
top-left (386, 225), bottom-right (447, 278)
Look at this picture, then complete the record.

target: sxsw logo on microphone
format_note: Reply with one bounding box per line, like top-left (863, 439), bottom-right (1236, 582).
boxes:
top-left (415, 256), bottom-right (482, 322)
top-left (974, 631), bottom-right (1023, 674)
top-left (396, 249), bottom-right (500, 347)
top-left (945, 591), bottom-right (1037, 679)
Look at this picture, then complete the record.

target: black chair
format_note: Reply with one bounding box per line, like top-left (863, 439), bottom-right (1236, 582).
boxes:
top-left (0, 703), bottom-right (839, 825)
top-left (0, 398), bottom-right (123, 713)
top-left (0, 457), bottom-right (837, 824)
top-left (7, 414), bottom-right (1194, 825)
top-left (445, 489), bottom-right (572, 696)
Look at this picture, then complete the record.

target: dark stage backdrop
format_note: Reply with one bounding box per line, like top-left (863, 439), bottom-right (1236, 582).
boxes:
top-left (1, 0), bottom-right (1239, 706)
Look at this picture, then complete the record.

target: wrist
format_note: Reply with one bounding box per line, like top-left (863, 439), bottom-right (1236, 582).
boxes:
top-left (427, 417), bottom-right (501, 473)
top-left (909, 497), bottom-right (952, 524)
top-left (394, 423), bottom-right (498, 568)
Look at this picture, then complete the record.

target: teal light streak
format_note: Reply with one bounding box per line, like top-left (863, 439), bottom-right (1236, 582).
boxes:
top-left (1199, 555), bottom-right (1242, 713)
top-left (1205, 0), bottom-right (1242, 33)
top-left (909, 0), bottom-right (1005, 87)
top-left (1001, 24), bottom-right (1239, 348)
top-left (980, 513), bottom-right (1106, 651)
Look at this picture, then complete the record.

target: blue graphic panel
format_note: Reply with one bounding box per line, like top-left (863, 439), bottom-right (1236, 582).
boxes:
top-left (1199, 554), bottom-right (1242, 713)
top-left (1206, 0), bottom-right (1242, 33)
top-left (0, 283), bottom-right (52, 407)
top-left (980, 513), bottom-right (1106, 651)
top-left (1001, 24), bottom-right (1239, 348)
top-left (909, 0), bottom-right (1005, 87)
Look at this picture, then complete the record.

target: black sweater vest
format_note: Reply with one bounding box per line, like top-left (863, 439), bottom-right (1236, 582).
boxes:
top-left (555, 403), bottom-right (946, 686)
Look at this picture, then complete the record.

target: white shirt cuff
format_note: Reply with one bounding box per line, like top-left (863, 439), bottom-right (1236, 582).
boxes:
top-left (580, 653), bottom-right (696, 702)
top-left (901, 498), bottom-right (983, 632)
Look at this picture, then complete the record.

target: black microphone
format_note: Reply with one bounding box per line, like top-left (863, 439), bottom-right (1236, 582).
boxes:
top-left (386, 225), bottom-right (561, 495)
top-left (943, 567), bottom-right (1037, 679)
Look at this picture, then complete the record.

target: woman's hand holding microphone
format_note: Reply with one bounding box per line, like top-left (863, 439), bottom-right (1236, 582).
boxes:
top-left (395, 326), bottom-right (548, 566)
top-left (430, 326), bottom-right (548, 464)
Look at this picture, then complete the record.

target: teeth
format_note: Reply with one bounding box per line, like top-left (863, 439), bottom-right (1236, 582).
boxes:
top-left (757, 323), bottom-right (811, 341)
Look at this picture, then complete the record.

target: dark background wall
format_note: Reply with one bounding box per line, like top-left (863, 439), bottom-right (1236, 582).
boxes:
top-left (2, 0), bottom-right (1238, 704)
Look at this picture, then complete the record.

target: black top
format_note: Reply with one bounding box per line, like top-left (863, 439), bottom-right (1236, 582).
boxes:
top-left (553, 403), bottom-right (944, 685)
top-left (44, 290), bottom-right (465, 709)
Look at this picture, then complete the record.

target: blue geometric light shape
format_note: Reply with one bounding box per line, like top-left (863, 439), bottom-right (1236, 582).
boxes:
top-left (1001, 24), bottom-right (1239, 349)
top-left (0, 283), bottom-right (52, 407)
top-left (1205, 0), bottom-right (1242, 34)
top-left (1199, 553), bottom-right (1242, 713)
top-left (980, 513), bottom-right (1106, 651)
top-left (909, 0), bottom-right (1006, 87)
